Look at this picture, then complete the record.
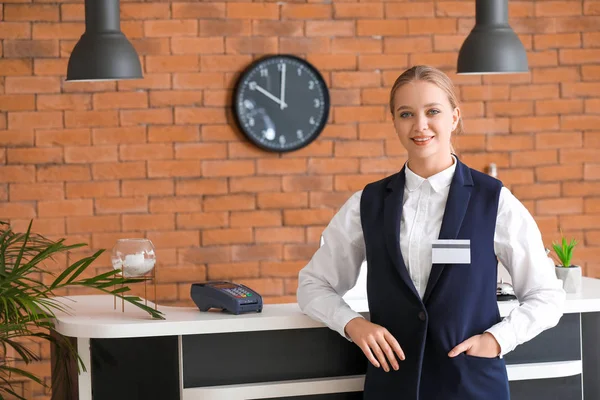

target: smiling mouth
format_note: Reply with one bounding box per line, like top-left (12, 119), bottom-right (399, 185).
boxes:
top-left (411, 136), bottom-right (434, 145)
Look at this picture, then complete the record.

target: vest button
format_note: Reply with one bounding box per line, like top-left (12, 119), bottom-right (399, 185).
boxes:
top-left (418, 311), bottom-right (426, 321)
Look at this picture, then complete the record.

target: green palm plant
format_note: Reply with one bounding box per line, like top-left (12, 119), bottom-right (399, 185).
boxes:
top-left (551, 233), bottom-right (578, 268)
top-left (0, 221), bottom-right (164, 400)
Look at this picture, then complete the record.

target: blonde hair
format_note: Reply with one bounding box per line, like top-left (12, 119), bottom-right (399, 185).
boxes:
top-left (389, 65), bottom-right (463, 153)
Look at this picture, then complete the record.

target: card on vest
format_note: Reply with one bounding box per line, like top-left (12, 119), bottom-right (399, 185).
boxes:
top-left (432, 239), bottom-right (471, 264)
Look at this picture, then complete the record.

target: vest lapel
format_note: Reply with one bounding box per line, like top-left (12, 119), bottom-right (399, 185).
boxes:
top-left (384, 169), bottom-right (421, 301)
top-left (423, 158), bottom-right (473, 304)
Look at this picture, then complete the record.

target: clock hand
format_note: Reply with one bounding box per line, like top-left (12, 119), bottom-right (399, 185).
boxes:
top-left (251, 83), bottom-right (288, 108)
top-left (280, 63), bottom-right (286, 110)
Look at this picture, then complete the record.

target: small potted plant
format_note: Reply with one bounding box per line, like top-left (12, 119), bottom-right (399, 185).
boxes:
top-left (551, 233), bottom-right (581, 294)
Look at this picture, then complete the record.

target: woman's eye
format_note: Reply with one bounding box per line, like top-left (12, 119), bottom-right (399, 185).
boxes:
top-left (428, 109), bottom-right (440, 115)
top-left (399, 112), bottom-right (412, 118)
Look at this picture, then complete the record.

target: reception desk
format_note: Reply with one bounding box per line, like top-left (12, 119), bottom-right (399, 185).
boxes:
top-left (51, 277), bottom-right (600, 400)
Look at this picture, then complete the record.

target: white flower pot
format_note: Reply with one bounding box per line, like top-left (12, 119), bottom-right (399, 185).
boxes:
top-left (555, 265), bottom-right (582, 294)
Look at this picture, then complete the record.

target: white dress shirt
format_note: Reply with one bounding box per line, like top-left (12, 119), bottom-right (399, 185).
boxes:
top-left (297, 158), bottom-right (566, 356)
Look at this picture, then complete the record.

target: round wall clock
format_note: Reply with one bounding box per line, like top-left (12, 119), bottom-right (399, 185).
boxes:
top-left (232, 55), bottom-right (330, 153)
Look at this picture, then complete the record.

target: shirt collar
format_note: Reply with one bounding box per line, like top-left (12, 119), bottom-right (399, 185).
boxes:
top-left (404, 155), bottom-right (457, 193)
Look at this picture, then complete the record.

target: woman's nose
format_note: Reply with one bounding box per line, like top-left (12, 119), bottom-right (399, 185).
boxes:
top-left (413, 115), bottom-right (428, 132)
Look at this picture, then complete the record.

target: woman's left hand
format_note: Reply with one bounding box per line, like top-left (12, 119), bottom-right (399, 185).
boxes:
top-left (448, 332), bottom-right (501, 358)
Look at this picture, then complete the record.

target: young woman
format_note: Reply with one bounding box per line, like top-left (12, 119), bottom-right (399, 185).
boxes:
top-left (297, 65), bottom-right (565, 399)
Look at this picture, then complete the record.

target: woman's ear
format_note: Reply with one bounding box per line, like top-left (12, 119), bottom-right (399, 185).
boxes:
top-left (452, 107), bottom-right (461, 131)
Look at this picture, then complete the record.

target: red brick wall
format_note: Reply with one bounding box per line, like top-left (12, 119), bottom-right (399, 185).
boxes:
top-left (2, 1), bottom-right (600, 398)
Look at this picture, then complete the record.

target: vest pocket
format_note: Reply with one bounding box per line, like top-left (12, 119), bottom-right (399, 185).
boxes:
top-left (462, 352), bottom-right (500, 360)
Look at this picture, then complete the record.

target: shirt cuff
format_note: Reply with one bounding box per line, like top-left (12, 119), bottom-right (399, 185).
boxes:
top-left (485, 320), bottom-right (518, 357)
top-left (332, 307), bottom-right (364, 341)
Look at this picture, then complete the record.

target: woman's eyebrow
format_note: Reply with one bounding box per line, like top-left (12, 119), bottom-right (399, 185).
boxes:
top-left (396, 102), bottom-right (443, 112)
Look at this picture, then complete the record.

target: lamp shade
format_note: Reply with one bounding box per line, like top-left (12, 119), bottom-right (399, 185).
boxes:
top-left (457, 0), bottom-right (528, 75)
top-left (66, 0), bottom-right (142, 82)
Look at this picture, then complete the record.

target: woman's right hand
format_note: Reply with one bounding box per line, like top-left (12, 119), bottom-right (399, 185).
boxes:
top-left (344, 317), bottom-right (405, 372)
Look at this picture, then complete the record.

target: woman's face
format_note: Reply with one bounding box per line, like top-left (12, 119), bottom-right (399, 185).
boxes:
top-left (392, 80), bottom-right (460, 161)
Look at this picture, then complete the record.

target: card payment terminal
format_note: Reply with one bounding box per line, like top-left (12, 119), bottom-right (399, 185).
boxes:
top-left (190, 281), bottom-right (263, 315)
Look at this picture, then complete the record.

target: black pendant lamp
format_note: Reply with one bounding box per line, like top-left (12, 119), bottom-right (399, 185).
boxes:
top-left (66, 0), bottom-right (142, 82)
top-left (457, 0), bottom-right (528, 75)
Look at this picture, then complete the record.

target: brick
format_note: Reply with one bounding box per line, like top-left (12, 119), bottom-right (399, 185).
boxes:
top-left (173, 73), bottom-right (225, 89)
top-left (308, 192), bottom-right (352, 209)
top-left (172, 37), bottom-right (224, 55)
top-left (583, 32), bottom-right (600, 47)
top-left (537, 197), bottom-right (583, 215)
top-left (535, 1), bottom-right (582, 16)
top-left (535, 132), bottom-right (582, 149)
top-left (207, 262), bottom-right (259, 280)
top-left (37, 165), bottom-right (90, 182)
top-left (202, 228), bottom-right (254, 246)
top-left (172, 3), bottom-right (226, 19)
top-left (144, 20), bottom-right (198, 37)
top-left (66, 181), bottom-right (120, 199)
top-left (231, 244), bottom-right (282, 262)
top-left (184, 247), bottom-right (230, 264)
top-left (361, 157), bottom-right (407, 174)
top-left (284, 175), bottom-right (334, 192)
top-left (584, 131), bottom-right (600, 148)
top-left (92, 162), bottom-right (146, 180)
top-left (120, 144), bottom-right (173, 161)
top-left (488, 136), bottom-right (535, 152)
top-left (534, 33), bottom-right (581, 50)
top-left (585, 164), bottom-right (600, 180)
top-left (307, 158), bottom-right (359, 175)
top-left (67, 216), bottom-right (120, 234)
top-left (0, 129), bottom-right (34, 146)
top-left (536, 164), bottom-right (583, 182)
top-left (254, 159), bottom-right (305, 175)
top-left (11, 218), bottom-right (65, 236)
top-left (203, 20), bottom-right (252, 36)
top-left (8, 111), bottom-right (62, 130)
top-left (257, 192), bottom-right (308, 209)
top-left (226, 37), bottom-right (277, 54)
top-left (32, 22), bottom-right (84, 39)
top-left (512, 183), bottom-right (561, 200)
top-left (283, 244), bottom-right (318, 261)
top-left (533, 67), bottom-right (580, 84)
top-left (176, 179), bottom-right (228, 196)
top-left (65, 110), bottom-right (119, 128)
top-left (528, 50), bottom-right (559, 67)
top-left (559, 215), bottom-right (600, 231)
top-left (334, 3), bottom-right (382, 18)
top-left (177, 212), bottom-right (228, 229)
top-left (481, 71), bottom-right (531, 85)
top-left (227, 3), bottom-right (279, 19)
top-left (0, 202), bottom-right (36, 219)
top-left (230, 177), bottom-right (281, 193)
top-left (0, 59), bottom-right (32, 76)
top-left (0, 22), bottom-right (31, 39)
top-left (487, 101), bottom-right (533, 117)
top-left (147, 160), bottom-right (200, 178)
top-left (174, 143), bottom-right (225, 160)
top-left (160, 265), bottom-right (207, 284)
top-left (36, 94), bottom-right (91, 111)
top-left (92, 127), bottom-right (146, 145)
top-left (146, 55), bottom-right (199, 73)
top-left (5, 4), bottom-right (59, 21)
top-left (204, 194), bottom-right (256, 212)
top-left (306, 21), bottom-right (354, 37)
top-left (149, 90), bottom-right (202, 107)
top-left (250, 21), bottom-right (303, 40)
top-left (561, 115), bottom-right (600, 130)
top-left (511, 84), bottom-right (559, 100)
top-left (436, 1), bottom-right (474, 17)
top-left (149, 197), bottom-right (201, 214)
top-left (95, 197), bottom-right (148, 215)
top-left (461, 85), bottom-right (510, 101)
top-left (149, 126), bottom-right (199, 143)
top-left (408, 18), bottom-right (456, 35)
top-left (536, 99), bottom-right (583, 115)
top-left (255, 228), bottom-right (305, 244)
top-left (4, 39), bottom-right (59, 58)
top-left (433, 34), bottom-right (467, 51)
top-left (563, 182), bottom-right (600, 196)
top-left (93, 92), bottom-right (148, 110)
top-left (282, 4), bottom-right (331, 19)
top-left (562, 82), bottom-right (600, 97)
top-left (175, 108), bottom-right (226, 124)
top-left (279, 37), bottom-right (331, 54)
top-left (0, 94), bottom-right (35, 112)
top-left (7, 148), bottom-right (62, 164)
top-left (120, 109), bottom-right (173, 126)
top-left (10, 183), bottom-right (64, 201)
top-left (120, 3), bottom-right (170, 20)
top-left (38, 199), bottom-right (93, 217)
top-left (332, 38), bottom-right (382, 54)
top-left (330, 88), bottom-right (361, 106)
top-left (200, 55), bottom-right (252, 72)
top-left (229, 210), bottom-right (281, 228)
top-left (117, 74), bottom-right (171, 91)
top-left (511, 150), bottom-right (558, 167)
top-left (260, 261), bottom-right (305, 277)
top-left (357, 20), bottom-right (407, 36)
top-left (147, 231), bottom-right (200, 248)
top-left (585, 98), bottom-right (600, 113)
top-left (511, 116), bottom-right (559, 133)
top-left (560, 49), bottom-right (600, 64)
top-left (122, 214), bottom-right (174, 231)
top-left (65, 146), bottom-right (118, 164)
top-left (561, 149), bottom-right (600, 164)
top-left (202, 160), bottom-right (255, 177)
top-left (121, 21), bottom-right (144, 39)
top-left (453, 135), bottom-right (485, 152)
top-left (585, 198), bottom-right (600, 213)
top-left (5, 77), bottom-right (61, 94)
top-left (335, 106), bottom-right (385, 123)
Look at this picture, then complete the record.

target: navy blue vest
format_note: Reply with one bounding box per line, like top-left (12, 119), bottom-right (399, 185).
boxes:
top-left (360, 157), bottom-right (510, 400)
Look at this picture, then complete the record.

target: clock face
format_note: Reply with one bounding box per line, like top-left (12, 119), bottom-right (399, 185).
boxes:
top-left (233, 55), bottom-right (330, 153)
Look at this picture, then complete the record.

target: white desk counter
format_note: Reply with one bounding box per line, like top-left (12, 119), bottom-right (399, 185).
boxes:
top-left (54, 277), bottom-right (600, 339)
top-left (50, 277), bottom-right (600, 400)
